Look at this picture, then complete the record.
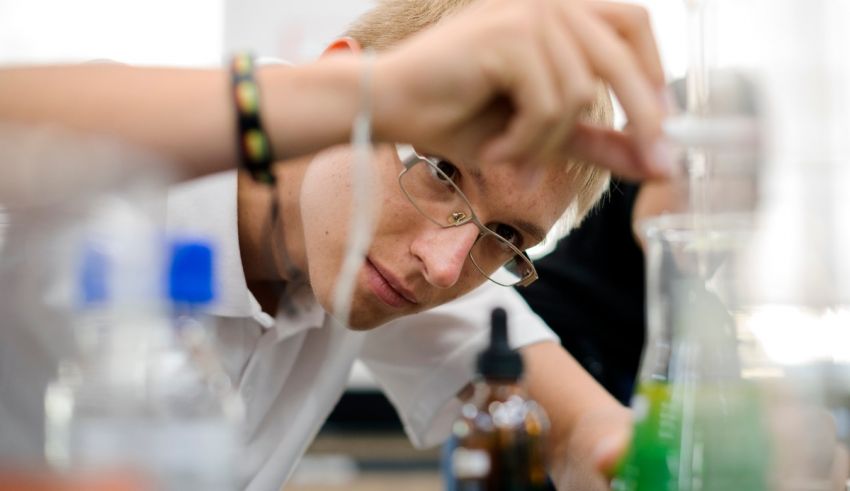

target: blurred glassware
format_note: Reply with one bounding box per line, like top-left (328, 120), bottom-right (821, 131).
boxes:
top-left (44, 208), bottom-right (243, 491)
top-left (612, 214), bottom-right (772, 491)
top-left (0, 125), bottom-right (174, 469)
top-left (739, 3), bottom-right (850, 489)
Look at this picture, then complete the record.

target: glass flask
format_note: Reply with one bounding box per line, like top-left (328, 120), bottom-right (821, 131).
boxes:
top-left (612, 214), bottom-right (772, 491)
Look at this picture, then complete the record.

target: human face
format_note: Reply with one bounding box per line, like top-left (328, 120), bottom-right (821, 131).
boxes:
top-left (298, 144), bottom-right (575, 329)
top-left (397, 144), bottom-right (538, 287)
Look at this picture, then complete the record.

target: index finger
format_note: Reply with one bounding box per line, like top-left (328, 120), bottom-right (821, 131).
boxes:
top-left (565, 122), bottom-right (673, 179)
top-left (561, 7), bottom-right (664, 149)
top-left (587, 1), bottom-right (666, 89)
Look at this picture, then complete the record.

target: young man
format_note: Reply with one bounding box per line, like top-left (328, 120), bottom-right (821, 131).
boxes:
top-left (0, 0), bottom-right (667, 489)
top-left (166, 2), bottom-right (645, 490)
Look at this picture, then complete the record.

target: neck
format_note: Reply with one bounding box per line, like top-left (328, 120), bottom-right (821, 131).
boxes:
top-left (237, 157), bottom-right (310, 285)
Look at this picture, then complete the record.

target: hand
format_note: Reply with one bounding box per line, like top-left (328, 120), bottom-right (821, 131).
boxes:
top-left (373, 0), bottom-right (669, 179)
top-left (770, 403), bottom-right (850, 491)
top-left (550, 405), bottom-right (632, 491)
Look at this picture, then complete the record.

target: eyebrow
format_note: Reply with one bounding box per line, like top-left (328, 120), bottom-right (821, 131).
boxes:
top-left (463, 163), bottom-right (547, 247)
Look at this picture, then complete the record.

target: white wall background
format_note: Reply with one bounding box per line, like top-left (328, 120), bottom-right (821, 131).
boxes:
top-left (0, 0), bottom-right (371, 66)
top-left (224, 0), bottom-right (372, 63)
top-left (0, 0), bottom-right (225, 66)
top-left (0, 0), bottom-right (759, 74)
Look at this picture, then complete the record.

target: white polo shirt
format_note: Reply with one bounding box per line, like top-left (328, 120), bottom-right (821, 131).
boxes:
top-left (167, 171), bottom-right (559, 491)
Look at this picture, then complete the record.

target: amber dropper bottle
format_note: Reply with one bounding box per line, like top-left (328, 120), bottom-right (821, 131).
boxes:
top-left (450, 307), bottom-right (550, 491)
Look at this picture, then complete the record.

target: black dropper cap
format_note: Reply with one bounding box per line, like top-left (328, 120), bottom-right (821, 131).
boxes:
top-left (477, 307), bottom-right (523, 381)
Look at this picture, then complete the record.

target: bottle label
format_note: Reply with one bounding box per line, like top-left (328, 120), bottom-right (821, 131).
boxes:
top-left (451, 447), bottom-right (491, 479)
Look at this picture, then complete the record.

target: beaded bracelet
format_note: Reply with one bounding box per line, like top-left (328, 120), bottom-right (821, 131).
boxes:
top-left (230, 53), bottom-right (276, 185)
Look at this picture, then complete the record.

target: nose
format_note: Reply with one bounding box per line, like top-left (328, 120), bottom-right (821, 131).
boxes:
top-left (411, 223), bottom-right (480, 289)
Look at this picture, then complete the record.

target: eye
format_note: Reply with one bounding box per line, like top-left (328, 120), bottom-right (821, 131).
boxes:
top-left (429, 159), bottom-right (461, 185)
top-left (491, 223), bottom-right (524, 249)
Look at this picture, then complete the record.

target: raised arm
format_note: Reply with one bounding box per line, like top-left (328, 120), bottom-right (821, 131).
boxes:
top-left (0, 0), bottom-right (670, 182)
top-left (0, 60), bottom-right (363, 179)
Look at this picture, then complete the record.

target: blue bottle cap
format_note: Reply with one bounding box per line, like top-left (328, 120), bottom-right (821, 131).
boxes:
top-left (80, 245), bottom-right (109, 306)
top-left (168, 240), bottom-right (215, 305)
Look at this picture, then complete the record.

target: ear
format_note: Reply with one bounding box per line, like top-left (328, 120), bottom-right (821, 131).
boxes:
top-left (321, 37), bottom-right (362, 58)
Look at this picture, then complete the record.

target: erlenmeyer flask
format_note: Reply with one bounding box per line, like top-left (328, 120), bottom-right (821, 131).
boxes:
top-left (612, 214), bottom-right (771, 491)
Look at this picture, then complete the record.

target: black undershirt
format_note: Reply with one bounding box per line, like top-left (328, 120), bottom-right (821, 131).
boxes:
top-left (517, 180), bottom-right (646, 404)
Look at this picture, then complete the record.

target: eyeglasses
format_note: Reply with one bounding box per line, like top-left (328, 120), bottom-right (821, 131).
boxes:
top-left (396, 144), bottom-right (538, 288)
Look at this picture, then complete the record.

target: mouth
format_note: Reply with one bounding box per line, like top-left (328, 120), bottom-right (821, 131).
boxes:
top-left (364, 258), bottom-right (419, 308)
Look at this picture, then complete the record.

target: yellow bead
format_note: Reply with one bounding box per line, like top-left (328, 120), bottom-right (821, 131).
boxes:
top-left (244, 130), bottom-right (268, 160)
top-left (236, 82), bottom-right (258, 113)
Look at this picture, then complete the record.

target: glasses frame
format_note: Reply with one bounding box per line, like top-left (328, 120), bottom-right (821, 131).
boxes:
top-left (396, 145), bottom-right (539, 288)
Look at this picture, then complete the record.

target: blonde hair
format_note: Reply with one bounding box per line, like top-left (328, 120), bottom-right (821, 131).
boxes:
top-left (346, 0), bottom-right (612, 234)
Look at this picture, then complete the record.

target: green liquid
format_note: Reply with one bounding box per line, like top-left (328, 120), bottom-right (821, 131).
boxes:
top-left (612, 381), bottom-right (771, 491)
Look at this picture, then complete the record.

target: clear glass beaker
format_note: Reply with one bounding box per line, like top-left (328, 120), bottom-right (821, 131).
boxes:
top-left (612, 213), bottom-right (772, 491)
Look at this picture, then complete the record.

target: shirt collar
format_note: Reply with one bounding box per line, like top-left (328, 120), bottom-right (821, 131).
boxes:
top-left (166, 171), bottom-right (326, 338)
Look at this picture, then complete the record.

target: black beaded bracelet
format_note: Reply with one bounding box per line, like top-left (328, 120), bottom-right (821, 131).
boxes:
top-left (231, 53), bottom-right (276, 185)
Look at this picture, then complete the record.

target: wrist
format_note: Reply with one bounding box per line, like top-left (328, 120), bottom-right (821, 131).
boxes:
top-left (257, 56), bottom-right (362, 160)
top-left (370, 52), bottom-right (416, 145)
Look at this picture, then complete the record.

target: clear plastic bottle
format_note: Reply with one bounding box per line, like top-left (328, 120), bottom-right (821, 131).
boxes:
top-left (146, 239), bottom-right (245, 490)
top-left (44, 237), bottom-right (243, 491)
top-left (450, 308), bottom-right (550, 491)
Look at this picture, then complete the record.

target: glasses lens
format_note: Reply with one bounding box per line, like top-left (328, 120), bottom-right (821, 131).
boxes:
top-left (470, 233), bottom-right (534, 286)
top-left (400, 159), bottom-right (473, 227)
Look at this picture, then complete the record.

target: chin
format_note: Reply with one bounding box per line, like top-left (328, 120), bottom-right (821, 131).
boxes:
top-left (345, 306), bottom-right (399, 331)
top-left (345, 316), bottom-right (382, 331)
top-left (314, 291), bottom-right (395, 331)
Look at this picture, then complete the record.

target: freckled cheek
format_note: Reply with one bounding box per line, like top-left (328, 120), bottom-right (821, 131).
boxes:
top-left (426, 272), bottom-right (488, 309)
top-left (380, 204), bottom-right (413, 234)
top-left (301, 220), bottom-right (340, 286)
top-left (373, 188), bottom-right (424, 243)
top-left (456, 275), bottom-right (486, 299)
top-left (300, 197), bottom-right (350, 296)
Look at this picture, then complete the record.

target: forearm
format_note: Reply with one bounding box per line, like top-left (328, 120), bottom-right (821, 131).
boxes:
top-left (523, 342), bottom-right (622, 449)
top-left (0, 58), bottom-right (363, 179)
top-left (0, 64), bottom-right (237, 178)
top-left (522, 340), bottom-right (631, 488)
